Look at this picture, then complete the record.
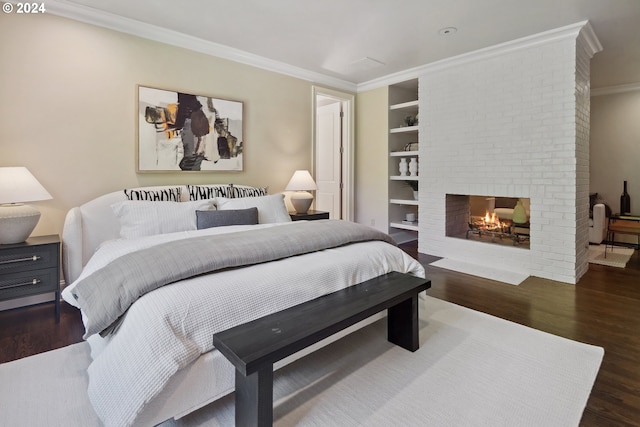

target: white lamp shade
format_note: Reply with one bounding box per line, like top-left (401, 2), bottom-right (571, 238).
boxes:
top-left (0, 167), bottom-right (51, 244)
top-left (285, 170), bottom-right (317, 191)
top-left (0, 167), bottom-right (52, 204)
top-left (286, 170), bottom-right (317, 214)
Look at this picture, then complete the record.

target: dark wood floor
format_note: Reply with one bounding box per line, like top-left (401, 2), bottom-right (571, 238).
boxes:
top-left (1, 242), bottom-right (639, 426)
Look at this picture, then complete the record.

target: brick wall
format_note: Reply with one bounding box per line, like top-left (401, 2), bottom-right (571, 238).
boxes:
top-left (418, 22), bottom-right (599, 284)
top-left (574, 26), bottom-right (595, 280)
top-left (445, 194), bottom-right (470, 238)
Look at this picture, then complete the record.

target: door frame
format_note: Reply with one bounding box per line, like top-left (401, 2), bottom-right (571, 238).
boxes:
top-left (312, 86), bottom-right (355, 221)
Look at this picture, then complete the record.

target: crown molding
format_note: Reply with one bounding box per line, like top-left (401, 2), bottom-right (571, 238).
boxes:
top-left (577, 21), bottom-right (603, 58)
top-left (28, 4), bottom-right (619, 98)
top-left (358, 21), bottom-right (593, 93)
top-left (44, 0), bottom-right (358, 93)
top-left (356, 65), bottom-right (422, 93)
top-left (591, 82), bottom-right (640, 97)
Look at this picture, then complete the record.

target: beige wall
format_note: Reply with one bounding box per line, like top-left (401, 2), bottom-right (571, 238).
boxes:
top-left (0, 12), bottom-right (315, 237)
top-left (355, 86), bottom-right (388, 232)
top-left (590, 90), bottom-right (640, 215)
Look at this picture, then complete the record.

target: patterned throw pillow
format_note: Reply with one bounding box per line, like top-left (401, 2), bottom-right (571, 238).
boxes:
top-left (187, 185), bottom-right (231, 200)
top-left (123, 187), bottom-right (182, 201)
top-left (228, 184), bottom-right (268, 198)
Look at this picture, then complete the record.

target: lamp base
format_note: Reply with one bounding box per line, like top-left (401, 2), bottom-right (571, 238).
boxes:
top-left (0, 204), bottom-right (41, 244)
top-left (290, 191), bottom-right (313, 214)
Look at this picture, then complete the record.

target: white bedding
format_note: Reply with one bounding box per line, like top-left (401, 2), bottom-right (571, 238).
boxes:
top-left (62, 222), bottom-right (425, 427)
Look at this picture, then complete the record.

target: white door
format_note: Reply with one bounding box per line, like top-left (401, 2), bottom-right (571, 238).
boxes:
top-left (315, 101), bottom-right (342, 218)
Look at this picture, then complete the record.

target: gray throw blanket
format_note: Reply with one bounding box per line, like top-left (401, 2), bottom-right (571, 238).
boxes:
top-left (72, 220), bottom-right (396, 338)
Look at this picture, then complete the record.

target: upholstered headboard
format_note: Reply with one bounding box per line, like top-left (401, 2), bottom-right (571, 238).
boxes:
top-left (61, 184), bottom-right (267, 284)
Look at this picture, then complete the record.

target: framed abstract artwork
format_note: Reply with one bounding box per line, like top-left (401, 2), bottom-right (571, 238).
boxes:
top-left (137, 85), bottom-right (244, 172)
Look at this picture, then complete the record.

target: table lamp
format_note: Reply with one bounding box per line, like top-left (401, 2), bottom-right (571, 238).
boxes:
top-left (0, 167), bottom-right (52, 244)
top-left (285, 170), bottom-right (317, 214)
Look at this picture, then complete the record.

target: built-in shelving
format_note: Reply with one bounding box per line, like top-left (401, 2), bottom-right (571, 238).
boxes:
top-left (389, 151), bottom-right (418, 157)
top-left (390, 175), bottom-right (418, 181)
top-left (389, 222), bottom-right (419, 231)
top-left (388, 79), bottom-right (419, 243)
top-left (389, 100), bottom-right (419, 110)
top-left (390, 126), bottom-right (419, 134)
top-left (390, 199), bottom-right (419, 206)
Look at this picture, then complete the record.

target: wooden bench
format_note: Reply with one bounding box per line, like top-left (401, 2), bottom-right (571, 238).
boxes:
top-left (212, 271), bottom-right (431, 427)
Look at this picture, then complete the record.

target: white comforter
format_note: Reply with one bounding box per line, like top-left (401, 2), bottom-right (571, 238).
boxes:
top-left (62, 222), bottom-right (425, 427)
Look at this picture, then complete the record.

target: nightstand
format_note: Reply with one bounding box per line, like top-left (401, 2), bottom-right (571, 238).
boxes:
top-left (289, 210), bottom-right (330, 221)
top-left (0, 235), bottom-right (60, 322)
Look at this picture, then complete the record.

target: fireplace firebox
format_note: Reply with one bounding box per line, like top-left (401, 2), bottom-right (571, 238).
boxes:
top-left (446, 194), bottom-right (530, 249)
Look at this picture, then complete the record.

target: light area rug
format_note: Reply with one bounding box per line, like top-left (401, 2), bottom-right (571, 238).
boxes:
top-left (0, 296), bottom-right (603, 427)
top-left (429, 258), bottom-right (529, 285)
top-left (588, 244), bottom-right (635, 268)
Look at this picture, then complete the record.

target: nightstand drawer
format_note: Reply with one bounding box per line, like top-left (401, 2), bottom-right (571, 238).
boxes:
top-left (0, 267), bottom-right (58, 301)
top-left (0, 244), bottom-right (58, 274)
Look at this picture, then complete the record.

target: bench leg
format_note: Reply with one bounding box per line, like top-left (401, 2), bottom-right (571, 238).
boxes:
top-left (235, 365), bottom-right (273, 427)
top-left (387, 295), bottom-right (419, 352)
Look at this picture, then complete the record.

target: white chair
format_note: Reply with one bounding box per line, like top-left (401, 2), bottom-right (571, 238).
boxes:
top-left (588, 203), bottom-right (607, 244)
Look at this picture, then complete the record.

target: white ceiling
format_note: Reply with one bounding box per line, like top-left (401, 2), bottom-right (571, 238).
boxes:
top-left (51, 0), bottom-right (640, 90)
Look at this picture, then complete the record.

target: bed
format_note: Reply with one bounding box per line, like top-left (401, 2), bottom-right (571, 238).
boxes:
top-left (60, 184), bottom-right (425, 427)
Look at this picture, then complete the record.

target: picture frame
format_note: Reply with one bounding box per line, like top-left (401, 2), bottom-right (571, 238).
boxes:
top-left (137, 85), bottom-right (244, 172)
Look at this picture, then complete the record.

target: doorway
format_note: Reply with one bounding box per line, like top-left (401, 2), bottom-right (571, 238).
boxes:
top-left (313, 87), bottom-right (354, 221)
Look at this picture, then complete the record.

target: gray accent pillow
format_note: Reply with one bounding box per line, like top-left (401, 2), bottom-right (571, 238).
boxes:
top-left (196, 207), bottom-right (259, 229)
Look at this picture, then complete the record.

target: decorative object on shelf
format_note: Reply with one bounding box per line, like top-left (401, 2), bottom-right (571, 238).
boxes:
top-left (409, 158), bottom-right (418, 177)
top-left (0, 167), bottom-right (52, 244)
top-left (405, 180), bottom-right (419, 200)
top-left (399, 158), bottom-right (408, 176)
top-left (512, 199), bottom-right (527, 224)
top-left (403, 142), bottom-right (418, 151)
top-left (285, 170), bottom-right (317, 214)
top-left (404, 115), bottom-right (416, 126)
top-left (405, 213), bottom-right (416, 222)
top-left (620, 180), bottom-right (631, 215)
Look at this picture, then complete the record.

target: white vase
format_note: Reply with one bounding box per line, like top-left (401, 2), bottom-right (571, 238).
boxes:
top-left (512, 199), bottom-right (527, 224)
top-left (409, 158), bottom-right (418, 176)
top-left (413, 190), bottom-right (418, 200)
top-left (399, 158), bottom-right (408, 176)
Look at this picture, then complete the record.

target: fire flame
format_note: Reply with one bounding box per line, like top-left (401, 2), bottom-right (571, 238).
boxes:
top-left (481, 211), bottom-right (508, 231)
top-left (484, 211), bottom-right (498, 225)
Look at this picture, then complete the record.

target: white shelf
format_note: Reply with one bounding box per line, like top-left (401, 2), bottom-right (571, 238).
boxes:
top-left (390, 100), bottom-right (418, 110)
top-left (390, 175), bottom-right (418, 180)
top-left (390, 199), bottom-right (418, 206)
top-left (388, 79), bottom-right (419, 239)
top-left (390, 222), bottom-right (419, 231)
top-left (390, 151), bottom-right (418, 157)
top-left (390, 125), bottom-right (418, 134)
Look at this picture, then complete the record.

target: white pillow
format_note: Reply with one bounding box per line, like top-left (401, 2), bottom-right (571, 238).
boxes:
top-left (216, 194), bottom-right (291, 224)
top-left (111, 200), bottom-right (214, 239)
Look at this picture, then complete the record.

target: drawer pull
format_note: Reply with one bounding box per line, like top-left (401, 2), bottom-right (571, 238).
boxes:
top-left (0, 255), bottom-right (42, 265)
top-left (2, 279), bottom-right (42, 289)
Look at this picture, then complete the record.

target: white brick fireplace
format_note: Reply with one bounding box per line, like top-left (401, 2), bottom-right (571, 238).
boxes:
top-left (418, 22), bottom-right (601, 284)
